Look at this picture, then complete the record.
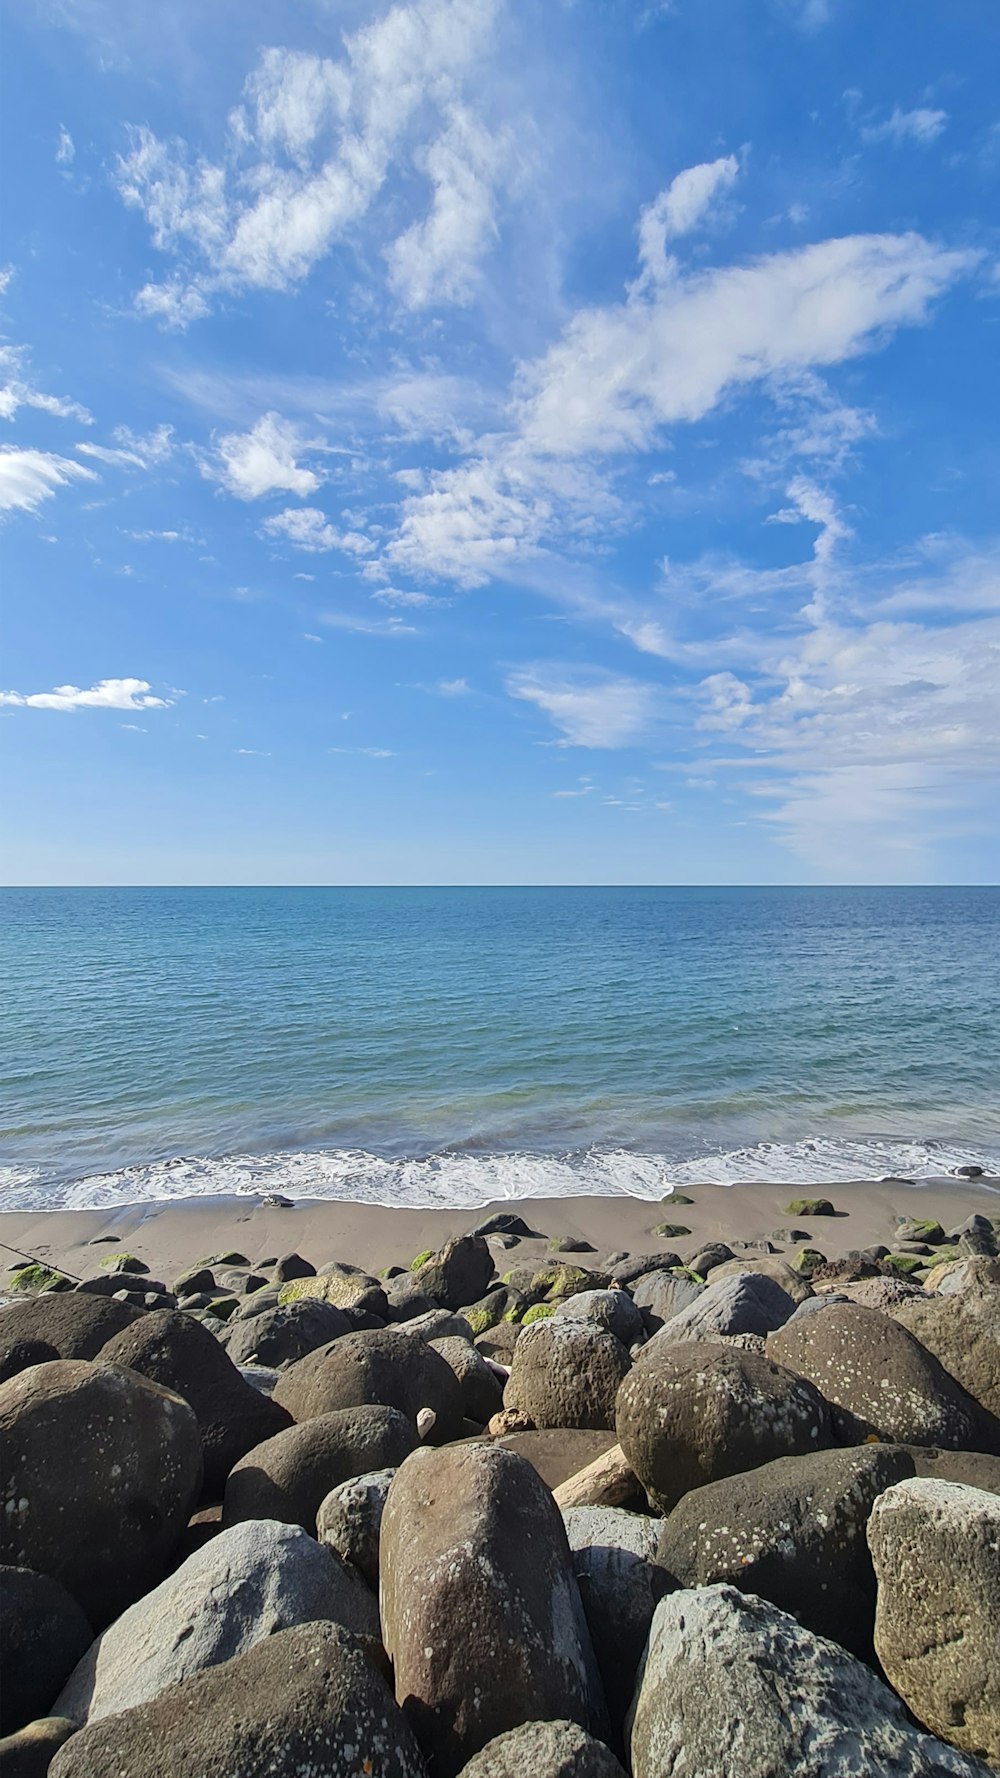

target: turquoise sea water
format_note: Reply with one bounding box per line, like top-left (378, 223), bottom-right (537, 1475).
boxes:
top-left (1, 886), bottom-right (999, 1209)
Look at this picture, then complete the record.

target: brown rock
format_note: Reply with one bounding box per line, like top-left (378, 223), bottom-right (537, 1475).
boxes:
top-left (273, 1328), bottom-right (464, 1443)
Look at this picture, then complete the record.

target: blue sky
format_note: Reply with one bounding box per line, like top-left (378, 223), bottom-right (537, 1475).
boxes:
top-left (1, 0), bottom-right (998, 885)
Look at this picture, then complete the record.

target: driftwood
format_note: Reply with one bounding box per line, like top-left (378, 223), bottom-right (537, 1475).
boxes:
top-left (552, 1441), bottom-right (639, 1510)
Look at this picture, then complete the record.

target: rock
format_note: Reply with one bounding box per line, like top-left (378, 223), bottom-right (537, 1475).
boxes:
top-left (0, 1716), bottom-right (76, 1777)
top-left (273, 1328), bottom-right (464, 1443)
top-left (608, 1254), bottom-right (681, 1288)
top-left (455, 1720), bottom-right (626, 1777)
top-left (504, 1319), bottom-right (631, 1430)
top-left (768, 1302), bottom-right (984, 1449)
top-left (932, 1255), bottom-right (1000, 1297)
top-left (0, 1360), bottom-right (202, 1626)
top-left (271, 1252), bottom-right (315, 1283)
top-left (76, 1272), bottom-right (168, 1298)
top-left (317, 1467), bottom-right (395, 1589)
top-left (279, 1263), bottom-right (389, 1318)
top-left (628, 1584), bottom-right (988, 1778)
top-left (630, 1269), bottom-right (702, 1333)
top-left (49, 1619), bottom-right (425, 1778)
top-left (380, 1443), bottom-right (607, 1775)
top-left (468, 1213), bottom-right (537, 1239)
top-left (686, 1242), bottom-right (735, 1275)
top-left (429, 1337), bottom-right (504, 1425)
top-left (384, 1274), bottom-right (437, 1321)
top-left (616, 1343), bottom-right (830, 1513)
top-left (98, 1309), bottom-right (292, 1497)
top-left (868, 1479), bottom-right (1000, 1768)
top-left (476, 1321), bottom-right (521, 1362)
top-left (488, 1406), bottom-right (533, 1434)
top-left (902, 1445), bottom-right (1000, 1495)
top-left (646, 1270), bottom-right (796, 1343)
top-left (551, 1289), bottom-right (645, 1347)
top-left (784, 1197), bottom-right (837, 1216)
top-left (529, 1264), bottom-right (611, 1303)
top-left (651, 1222), bottom-right (691, 1239)
top-left (0, 1568), bottom-right (92, 1733)
top-left (549, 1236), bottom-right (595, 1254)
top-left (54, 1518), bottom-right (375, 1726)
top-left (461, 1288), bottom-right (519, 1337)
top-left (223, 1406), bottom-right (417, 1532)
top-left (711, 1255), bottom-right (815, 1303)
top-left (0, 1338), bottom-right (58, 1384)
top-left (236, 1363), bottom-right (279, 1395)
top-left (791, 1246), bottom-right (827, 1276)
top-left (563, 1507), bottom-right (668, 1734)
top-left (409, 1235), bottom-right (494, 1311)
top-left (897, 1219), bottom-right (947, 1246)
top-left (172, 1266), bottom-right (216, 1297)
top-left (223, 1298), bottom-right (351, 1368)
top-left (398, 1308), bottom-right (474, 1343)
top-left (841, 1275), bottom-right (926, 1310)
top-left (888, 1280), bottom-right (1000, 1436)
top-left (0, 1295), bottom-right (142, 1377)
top-left (655, 1444), bottom-right (916, 1658)
top-left (956, 1165), bottom-right (985, 1179)
top-left (6, 1266), bottom-right (73, 1294)
top-left (232, 1285), bottom-right (283, 1320)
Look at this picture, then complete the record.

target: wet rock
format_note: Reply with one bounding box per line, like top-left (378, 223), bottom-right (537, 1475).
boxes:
top-left (317, 1467), bottom-right (395, 1589)
top-left (504, 1319), bottom-right (631, 1431)
top-left (649, 1270), bottom-right (796, 1343)
top-left (380, 1442), bottom-right (607, 1776)
top-left (628, 1584), bottom-right (988, 1778)
top-left (223, 1405), bottom-right (417, 1532)
top-left (99, 1309), bottom-right (291, 1498)
top-left (0, 1568), bottom-right (92, 1733)
top-left (0, 1295), bottom-right (142, 1376)
top-left (616, 1343), bottom-right (830, 1513)
top-left (49, 1619), bottom-right (426, 1778)
top-left (869, 1479), bottom-right (1000, 1768)
top-left (630, 1269), bottom-right (702, 1334)
top-left (410, 1235), bottom-right (494, 1311)
top-left (768, 1302), bottom-right (984, 1449)
top-left (655, 1444), bottom-right (916, 1658)
top-left (0, 1359), bottom-right (201, 1626)
top-left (562, 1507), bottom-right (668, 1737)
top-left (273, 1328), bottom-right (464, 1443)
top-left (223, 1298), bottom-right (351, 1369)
top-left (55, 1519), bottom-right (372, 1726)
top-left (552, 1289), bottom-right (645, 1348)
top-left (429, 1337), bottom-right (504, 1425)
top-left (455, 1720), bottom-right (626, 1777)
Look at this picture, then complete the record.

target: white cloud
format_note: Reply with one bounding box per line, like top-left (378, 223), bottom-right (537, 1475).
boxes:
top-left (56, 126), bottom-right (75, 165)
top-left (0, 677), bottom-right (172, 711)
top-left (261, 505), bottom-right (375, 554)
top-left (0, 448), bottom-right (97, 514)
top-left (435, 676), bottom-right (471, 696)
top-left (330, 745), bottom-right (395, 758)
top-left (386, 453), bottom-right (553, 587)
top-left (319, 610), bottom-right (416, 636)
top-left (860, 106), bottom-right (948, 147)
top-left (208, 413), bottom-right (321, 500)
top-left (371, 586), bottom-right (445, 608)
top-left (387, 105), bottom-right (506, 308)
top-left (0, 346), bottom-right (92, 425)
top-left (636, 155), bottom-right (740, 283)
top-left (0, 267), bottom-right (13, 296)
top-left (76, 424), bottom-right (175, 471)
top-left (507, 667), bottom-right (660, 747)
top-left (114, 0), bottom-right (502, 322)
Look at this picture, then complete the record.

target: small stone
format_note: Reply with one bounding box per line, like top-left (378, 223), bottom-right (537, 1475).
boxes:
top-left (784, 1197), bottom-right (837, 1216)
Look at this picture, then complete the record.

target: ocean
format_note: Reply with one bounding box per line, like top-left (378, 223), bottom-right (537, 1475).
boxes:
top-left (1, 886), bottom-right (998, 1210)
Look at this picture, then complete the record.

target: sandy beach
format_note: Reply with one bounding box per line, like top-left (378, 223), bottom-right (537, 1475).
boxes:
top-left (2, 1176), bottom-right (997, 1287)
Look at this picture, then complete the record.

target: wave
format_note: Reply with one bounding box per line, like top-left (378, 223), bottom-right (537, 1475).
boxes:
top-left (2, 1135), bottom-right (998, 1212)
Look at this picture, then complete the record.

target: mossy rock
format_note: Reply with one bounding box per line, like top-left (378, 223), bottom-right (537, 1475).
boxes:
top-left (791, 1247), bottom-right (826, 1276)
top-left (98, 1252), bottom-right (147, 1274)
top-left (669, 1266), bottom-right (705, 1285)
top-left (530, 1264), bottom-right (592, 1302)
top-left (410, 1249), bottom-right (434, 1272)
top-left (464, 1306), bottom-right (494, 1336)
top-left (653, 1222), bottom-right (691, 1239)
top-left (772, 1228), bottom-right (811, 1243)
top-left (521, 1303), bottom-right (555, 1325)
top-left (8, 1263), bottom-right (72, 1293)
top-left (927, 1247), bottom-right (961, 1267)
top-left (884, 1252), bottom-right (927, 1275)
top-left (784, 1198), bottom-right (836, 1217)
top-left (205, 1295), bottom-right (241, 1321)
top-left (895, 1218), bottom-right (946, 1245)
top-left (661, 1192), bottom-right (695, 1206)
top-left (548, 1236), bottom-right (594, 1254)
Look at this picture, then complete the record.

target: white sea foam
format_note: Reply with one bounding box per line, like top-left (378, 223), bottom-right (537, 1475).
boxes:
top-left (1, 1138), bottom-right (997, 1212)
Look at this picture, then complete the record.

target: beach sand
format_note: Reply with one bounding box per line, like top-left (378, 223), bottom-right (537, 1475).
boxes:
top-left (1, 1176), bottom-right (997, 1285)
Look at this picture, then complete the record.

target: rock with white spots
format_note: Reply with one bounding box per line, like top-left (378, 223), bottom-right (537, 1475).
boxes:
top-left (503, 1319), bottom-right (631, 1431)
top-left (455, 1719), bottom-right (626, 1776)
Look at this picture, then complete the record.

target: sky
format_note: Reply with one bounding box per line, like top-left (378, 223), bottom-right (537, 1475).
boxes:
top-left (1, 0), bottom-right (998, 886)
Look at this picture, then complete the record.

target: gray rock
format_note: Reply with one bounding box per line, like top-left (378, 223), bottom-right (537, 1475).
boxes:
top-left (456, 1720), bottom-right (626, 1776)
top-left (429, 1337), bottom-right (504, 1425)
top-left (504, 1319), bottom-right (631, 1431)
top-left (54, 1519), bottom-right (375, 1725)
top-left (397, 1308), bottom-right (474, 1343)
top-left (223, 1297), bottom-right (352, 1368)
top-left (841, 1276), bottom-right (925, 1310)
top-left (616, 1343), bottom-right (830, 1513)
top-left (655, 1444), bottom-right (916, 1657)
top-left (469, 1213), bottom-right (537, 1239)
top-left (380, 1442), bottom-right (607, 1775)
top-left (551, 1290), bottom-right (645, 1348)
top-left (236, 1363), bottom-right (279, 1395)
top-left (607, 1254), bottom-right (681, 1289)
top-left (274, 1329), bottom-right (464, 1443)
top-left (50, 1620), bottom-right (425, 1778)
top-left (223, 1406), bottom-right (417, 1533)
top-left (172, 1267), bottom-right (216, 1298)
top-left (270, 1252), bottom-right (315, 1284)
top-left (562, 1507), bottom-right (668, 1737)
top-left (75, 1272), bottom-right (168, 1298)
top-left (0, 1715), bottom-right (76, 1777)
top-left (869, 1479), bottom-right (1000, 1768)
top-left (786, 1290), bottom-right (851, 1319)
top-left (629, 1269), bottom-right (702, 1334)
top-left (0, 1360), bottom-right (202, 1628)
top-left (317, 1467), bottom-right (396, 1589)
top-left (933, 1255), bottom-right (1000, 1297)
top-left (410, 1235), bottom-right (495, 1311)
top-left (650, 1270), bottom-right (796, 1342)
top-left (710, 1255), bottom-right (814, 1304)
top-left (901, 1445), bottom-right (1000, 1495)
top-left (686, 1242), bottom-right (735, 1275)
top-left (629, 1585), bottom-right (990, 1777)
top-left (0, 1568), bottom-right (92, 1734)
top-left (0, 1294), bottom-right (141, 1379)
top-left (889, 1281), bottom-right (1000, 1438)
top-left (279, 1262), bottom-right (388, 1318)
top-left (768, 1302), bottom-right (985, 1449)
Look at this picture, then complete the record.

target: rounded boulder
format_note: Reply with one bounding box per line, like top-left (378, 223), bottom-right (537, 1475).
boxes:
top-left (222, 1405), bottom-right (417, 1532)
top-left (504, 1319), bottom-right (631, 1431)
top-left (273, 1328), bottom-right (464, 1443)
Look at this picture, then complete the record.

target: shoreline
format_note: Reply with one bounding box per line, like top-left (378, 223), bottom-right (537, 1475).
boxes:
top-left (2, 1175), bottom-right (997, 1286)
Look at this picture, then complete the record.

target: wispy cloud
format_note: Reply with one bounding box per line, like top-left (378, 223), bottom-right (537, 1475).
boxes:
top-left (319, 610), bottom-right (417, 637)
top-left (507, 667), bottom-right (660, 748)
top-left (56, 125), bottom-right (75, 165)
top-left (0, 448), bottom-right (97, 514)
top-left (860, 106), bottom-right (949, 148)
top-left (0, 345), bottom-right (92, 425)
top-left (330, 745), bottom-right (395, 757)
top-left (0, 677), bottom-right (173, 712)
top-left (77, 424), bottom-right (174, 470)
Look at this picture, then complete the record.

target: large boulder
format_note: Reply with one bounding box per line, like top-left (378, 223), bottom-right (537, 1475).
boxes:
top-left (0, 1716), bottom-right (77, 1776)
top-left (616, 1343), bottom-right (830, 1512)
top-left (223, 1298), bottom-right (352, 1369)
top-left (279, 1261), bottom-right (388, 1318)
top-left (768, 1303), bottom-right (984, 1448)
top-left (888, 1289), bottom-right (1000, 1441)
top-left (98, 1310), bottom-right (291, 1497)
top-left (628, 1585), bottom-right (990, 1778)
top-left (503, 1320), bottom-right (631, 1431)
top-left (551, 1289), bottom-right (645, 1348)
top-left (562, 1507), bottom-right (668, 1737)
top-left (273, 1329), bottom-right (464, 1443)
top-left (223, 1406), bottom-right (417, 1532)
top-left (711, 1255), bottom-right (814, 1304)
top-left (647, 1270), bottom-right (797, 1343)
top-left (410, 1236), bottom-right (495, 1311)
top-left (0, 1360), bottom-right (201, 1626)
top-left (456, 1720), bottom-right (626, 1777)
top-left (655, 1444), bottom-right (916, 1658)
top-left (0, 1294), bottom-right (141, 1379)
top-left (54, 1517), bottom-right (375, 1725)
top-left (429, 1337), bottom-right (504, 1425)
top-left (317, 1467), bottom-right (396, 1589)
top-left (49, 1620), bottom-right (426, 1778)
top-left (0, 1568), bottom-right (92, 1733)
top-left (630, 1270), bottom-right (702, 1334)
top-left (380, 1442), bottom-right (607, 1775)
top-left (902, 1445), bottom-right (1000, 1495)
top-left (868, 1479), bottom-right (1000, 1768)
